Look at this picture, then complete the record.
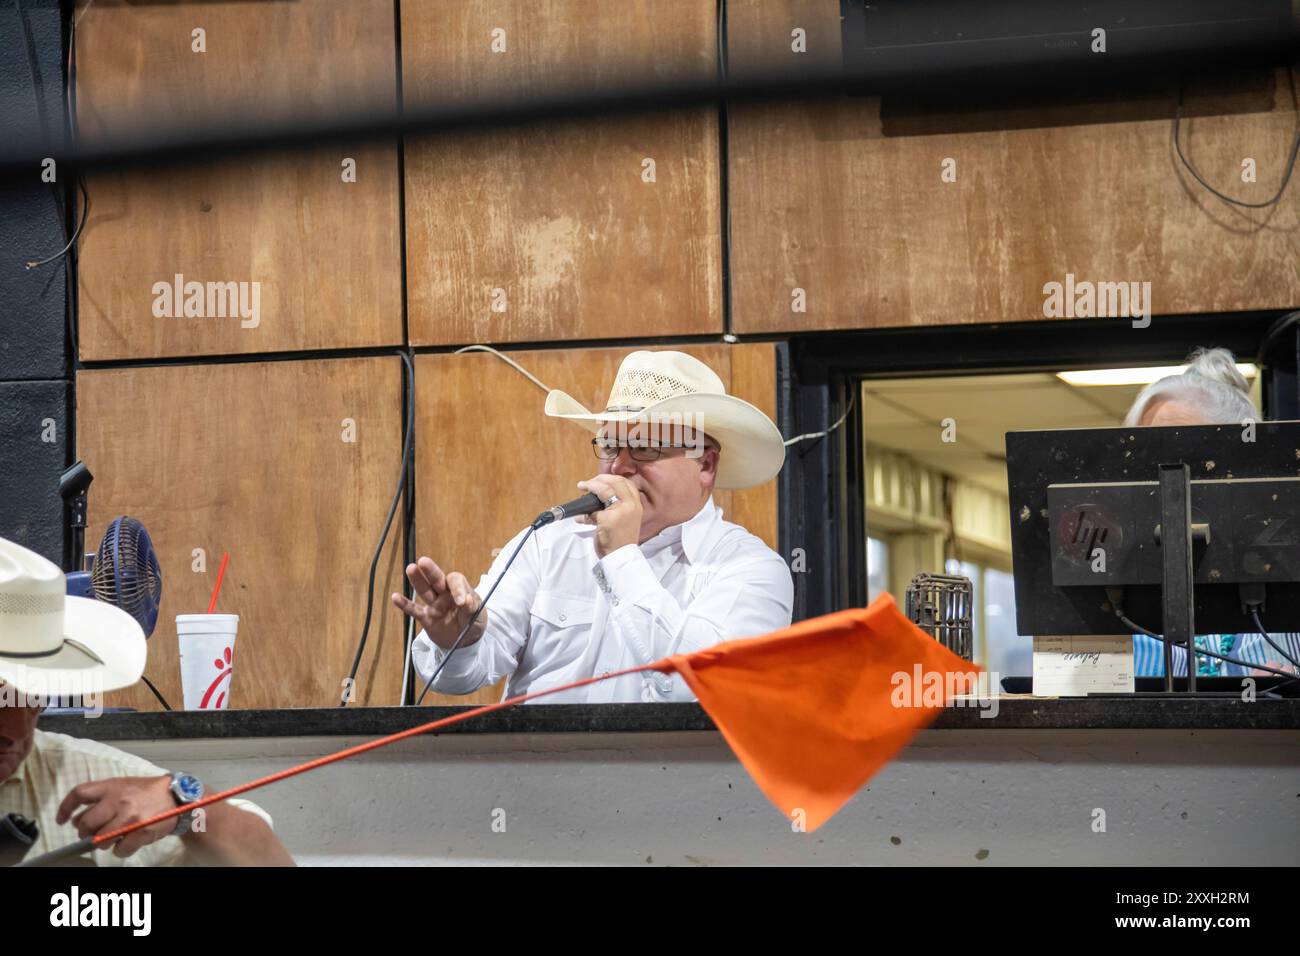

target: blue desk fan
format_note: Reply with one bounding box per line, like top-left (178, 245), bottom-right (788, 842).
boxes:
top-left (60, 516), bottom-right (168, 710)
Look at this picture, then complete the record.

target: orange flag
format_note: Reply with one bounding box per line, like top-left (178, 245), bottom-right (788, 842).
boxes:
top-left (654, 593), bottom-right (979, 832)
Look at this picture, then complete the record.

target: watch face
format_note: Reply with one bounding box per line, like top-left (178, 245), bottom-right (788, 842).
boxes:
top-left (176, 774), bottom-right (203, 802)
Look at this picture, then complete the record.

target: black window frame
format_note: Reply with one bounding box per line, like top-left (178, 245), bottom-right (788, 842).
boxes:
top-left (776, 309), bottom-right (1297, 621)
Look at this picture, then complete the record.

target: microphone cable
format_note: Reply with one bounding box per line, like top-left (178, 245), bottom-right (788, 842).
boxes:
top-left (413, 522), bottom-right (539, 707)
top-left (341, 350), bottom-right (415, 706)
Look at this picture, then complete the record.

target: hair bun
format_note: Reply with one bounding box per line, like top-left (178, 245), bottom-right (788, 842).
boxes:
top-left (1184, 347), bottom-right (1250, 396)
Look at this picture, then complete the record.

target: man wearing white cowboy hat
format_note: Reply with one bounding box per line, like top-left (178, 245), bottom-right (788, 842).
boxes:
top-left (0, 536), bottom-right (293, 865)
top-left (395, 350), bottom-right (795, 703)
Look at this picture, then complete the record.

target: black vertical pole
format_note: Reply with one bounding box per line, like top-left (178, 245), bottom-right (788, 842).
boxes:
top-left (1158, 463), bottom-right (1196, 693)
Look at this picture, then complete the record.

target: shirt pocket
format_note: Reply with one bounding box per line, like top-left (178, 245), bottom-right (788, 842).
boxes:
top-left (526, 591), bottom-right (600, 677)
top-left (528, 591), bottom-right (598, 631)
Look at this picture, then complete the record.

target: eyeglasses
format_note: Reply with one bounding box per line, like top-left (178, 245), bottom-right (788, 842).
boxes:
top-left (591, 438), bottom-right (715, 462)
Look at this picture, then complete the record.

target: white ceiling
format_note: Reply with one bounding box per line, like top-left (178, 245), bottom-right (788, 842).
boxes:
top-left (861, 373), bottom-right (1145, 494)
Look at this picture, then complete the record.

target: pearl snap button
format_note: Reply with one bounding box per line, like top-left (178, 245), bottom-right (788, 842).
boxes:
top-left (558, 612), bottom-right (567, 622)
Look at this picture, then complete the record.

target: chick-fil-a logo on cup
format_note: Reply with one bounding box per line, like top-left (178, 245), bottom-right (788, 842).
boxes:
top-left (177, 614), bottom-right (238, 710)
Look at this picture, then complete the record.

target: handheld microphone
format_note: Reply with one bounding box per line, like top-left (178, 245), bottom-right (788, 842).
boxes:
top-left (532, 492), bottom-right (608, 528)
top-left (417, 490), bottom-right (608, 706)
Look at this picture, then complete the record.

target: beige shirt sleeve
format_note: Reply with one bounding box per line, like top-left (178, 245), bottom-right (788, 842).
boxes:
top-left (24, 732), bottom-right (273, 868)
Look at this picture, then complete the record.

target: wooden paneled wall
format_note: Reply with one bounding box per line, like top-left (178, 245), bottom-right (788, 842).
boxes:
top-left (725, 0), bottom-right (1300, 333)
top-left (76, 0), bottom-right (1299, 357)
top-left (75, 0), bottom-right (402, 361)
top-left (77, 358), bottom-right (407, 710)
top-left (401, 0), bottom-right (722, 345)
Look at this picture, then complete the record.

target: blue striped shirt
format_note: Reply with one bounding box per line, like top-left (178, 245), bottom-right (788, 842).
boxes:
top-left (1132, 632), bottom-right (1300, 677)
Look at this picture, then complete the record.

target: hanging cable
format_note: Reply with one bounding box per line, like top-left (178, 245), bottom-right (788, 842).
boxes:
top-left (414, 522), bottom-right (538, 706)
top-left (453, 344), bottom-right (552, 393)
top-left (1113, 608), bottom-right (1297, 679)
top-left (25, 175), bottom-right (88, 270)
top-left (1247, 609), bottom-right (1300, 673)
top-left (341, 350), bottom-right (416, 706)
top-left (784, 389), bottom-right (856, 447)
top-left (1173, 69), bottom-right (1300, 209)
top-left (140, 675), bottom-right (172, 711)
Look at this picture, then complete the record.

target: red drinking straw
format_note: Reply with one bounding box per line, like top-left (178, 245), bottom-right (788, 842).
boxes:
top-left (207, 551), bottom-right (230, 613)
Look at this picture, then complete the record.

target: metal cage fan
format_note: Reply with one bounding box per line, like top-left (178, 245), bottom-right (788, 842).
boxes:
top-left (904, 572), bottom-right (974, 662)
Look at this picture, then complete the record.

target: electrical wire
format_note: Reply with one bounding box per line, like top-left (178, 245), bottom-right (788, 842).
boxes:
top-left (140, 675), bottom-right (172, 711)
top-left (1255, 308), bottom-right (1300, 368)
top-left (453, 344), bottom-right (551, 394)
top-left (716, 0), bottom-right (733, 341)
top-left (456, 344), bottom-right (837, 452)
top-left (398, 605), bottom-right (416, 705)
top-left (1113, 609), bottom-right (1298, 680)
top-left (26, 175), bottom-right (88, 270)
top-left (63, 0), bottom-right (82, 371)
top-left (716, 0), bottom-right (727, 84)
top-left (14, 0), bottom-right (88, 272)
top-left (341, 350), bottom-right (416, 706)
top-left (1247, 609), bottom-right (1300, 673)
top-left (1172, 70), bottom-right (1300, 209)
top-left (414, 522), bottom-right (538, 706)
top-left (15, 0), bottom-right (88, 400)
top-left (784, 389), bottom-right (856, 447)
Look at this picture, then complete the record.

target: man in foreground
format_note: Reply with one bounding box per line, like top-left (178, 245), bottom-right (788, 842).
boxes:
top-left (0, 536), bottom-right (293, 865)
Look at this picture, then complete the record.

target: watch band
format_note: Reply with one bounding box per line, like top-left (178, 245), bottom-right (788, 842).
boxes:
top-left (167, 771), bottom-right (204, 836)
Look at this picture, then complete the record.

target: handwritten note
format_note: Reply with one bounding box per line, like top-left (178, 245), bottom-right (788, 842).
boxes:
top-left (1033, 635), bottom-right (1134, 696)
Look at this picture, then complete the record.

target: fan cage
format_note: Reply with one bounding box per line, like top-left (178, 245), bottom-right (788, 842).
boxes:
top-left (89, 517), bottom-right (162, 631)
top-left (904, 573), bottom-right (974, 661)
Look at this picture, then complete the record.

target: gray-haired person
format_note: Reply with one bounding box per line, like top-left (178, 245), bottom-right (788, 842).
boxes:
top-left (1124, 346), bottom-right (1259, 429)
top-left (1124, 348), bottom-right (1300, 678)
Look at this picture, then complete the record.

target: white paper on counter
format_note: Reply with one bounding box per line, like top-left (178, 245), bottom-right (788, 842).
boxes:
top-left (1032, 635), bottom-right (1134, 696)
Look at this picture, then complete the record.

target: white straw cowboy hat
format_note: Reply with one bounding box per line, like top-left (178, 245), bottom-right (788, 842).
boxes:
top-left (544, 350), bottom-right (786, 489)
top-left (0, 537), bottom-right (145, 698)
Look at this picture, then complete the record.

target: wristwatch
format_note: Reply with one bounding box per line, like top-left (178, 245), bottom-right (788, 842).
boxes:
top-left (167, 771), bottom-right (204, 836)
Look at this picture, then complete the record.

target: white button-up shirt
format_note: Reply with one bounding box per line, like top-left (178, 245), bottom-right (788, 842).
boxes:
top-left (412, 496), bottom-right (794, 703)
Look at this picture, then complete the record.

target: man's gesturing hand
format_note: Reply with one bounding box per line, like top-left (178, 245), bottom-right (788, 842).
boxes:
top-left (391, 557), bottom-right (488, 651)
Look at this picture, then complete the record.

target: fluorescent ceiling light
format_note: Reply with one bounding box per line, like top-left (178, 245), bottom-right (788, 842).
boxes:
top-left (1057, 364), bottom-right (1257, 387)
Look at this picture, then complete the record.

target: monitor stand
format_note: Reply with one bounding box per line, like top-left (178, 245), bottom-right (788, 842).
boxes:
top-left (1157, 462), bottom-right (1197, 694)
